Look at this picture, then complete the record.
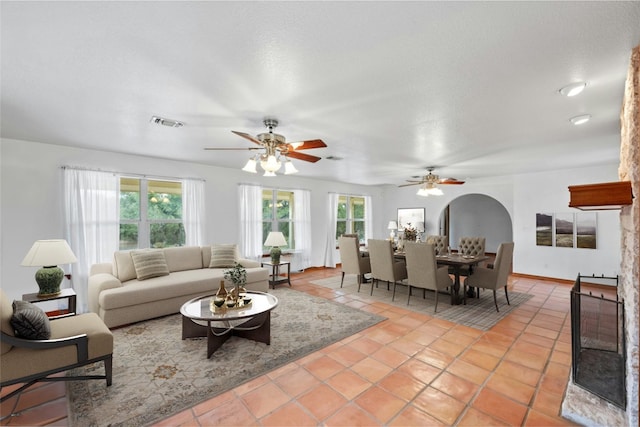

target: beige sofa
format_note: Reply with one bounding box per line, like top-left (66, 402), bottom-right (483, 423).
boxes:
top-left (88, 246), bottom-right (269, 328)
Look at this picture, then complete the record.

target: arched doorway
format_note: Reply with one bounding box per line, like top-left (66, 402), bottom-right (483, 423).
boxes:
top-left (438, 193), bottom-right (513, 253)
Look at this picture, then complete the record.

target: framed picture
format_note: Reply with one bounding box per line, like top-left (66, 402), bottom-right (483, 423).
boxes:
top-left (397, 208), bottom-right (425, 230)
top-left (576, 212), bottom-right (597, 249)
top-left (555, 213), bottom-right (575, 248)
top-left (536, 213), bottom-right (553, 246)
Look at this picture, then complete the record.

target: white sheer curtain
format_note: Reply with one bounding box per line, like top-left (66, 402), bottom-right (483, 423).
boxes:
top-left (63, 168), bottom-right (119, 313)
top-left (323, 193), bottom-right (339, 267)
top-left (292, 189), bottom-right (311, 271)
top-left (182, 178), bottom-right (205, 246)
top-left (364, 195), bottom-right (373, 243)
top-left (239, 184), bottom-right (263, 260)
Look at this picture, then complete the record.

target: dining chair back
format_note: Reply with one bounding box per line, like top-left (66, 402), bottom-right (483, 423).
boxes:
top-left (458, 237), bottom-right (486, 257)
top-left (338, 236), bottom-right (371, 290)
top-left (367, 239), bottom-right (407, 299)
top-left (463, 242), bottom-right (514, 311)
top-left (404, 242), bottom-right (453, 312)
top-left (425, 235), bottom-right (448, 255)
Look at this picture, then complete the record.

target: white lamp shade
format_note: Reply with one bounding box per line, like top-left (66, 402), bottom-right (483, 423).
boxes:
top-left (21, 239), bottom-right (77, 267)
top-left (387, 221), bottom-right (398, 230)
top-left (284, 160), bottom-right (298, 174)
top-left (242, 158), bottom-right (257, 173)
top-left (264, 231), bottom-right (287, 247)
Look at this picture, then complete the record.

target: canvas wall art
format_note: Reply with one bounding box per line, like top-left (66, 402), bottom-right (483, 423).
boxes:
top-left (536, 213), bottom-right (553, 246)
top-left (555, 213), bottom-right (575, 248)
top-left (576, 212), bottom-right (597, 249)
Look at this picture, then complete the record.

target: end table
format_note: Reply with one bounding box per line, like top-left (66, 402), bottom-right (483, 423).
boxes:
top-left (261, 261), bottom-right (292, 289)
top-left (22, 288), bottom-right (77, 319)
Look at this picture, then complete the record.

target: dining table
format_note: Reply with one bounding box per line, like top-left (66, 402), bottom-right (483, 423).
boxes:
top-left (393, 251), bottom-right (489, 305)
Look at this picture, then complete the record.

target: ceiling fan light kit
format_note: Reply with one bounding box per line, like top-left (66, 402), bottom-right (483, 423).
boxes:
top-left (205, 118), bottom-right (326, 177)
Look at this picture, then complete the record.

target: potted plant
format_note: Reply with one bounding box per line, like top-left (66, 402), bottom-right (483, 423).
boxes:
top-left (224, 262), bottom-right (247, 299)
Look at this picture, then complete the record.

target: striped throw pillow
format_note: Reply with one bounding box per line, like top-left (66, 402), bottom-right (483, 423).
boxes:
top-left (131, 250), bottom-right (170, 280)
top-left (209, 244), bottom-right (238, 268)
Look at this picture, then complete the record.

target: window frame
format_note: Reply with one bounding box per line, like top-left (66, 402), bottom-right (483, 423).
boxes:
top-left (336, 194), bottom-right (367, 245)
top-left (262, 189), bottom-right (295, 254)
top-left (119, 176), bottom-right (184, 249)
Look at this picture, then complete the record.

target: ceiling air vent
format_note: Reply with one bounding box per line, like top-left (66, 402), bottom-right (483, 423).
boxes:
top-left (150, 116), bottom-right (184, 128)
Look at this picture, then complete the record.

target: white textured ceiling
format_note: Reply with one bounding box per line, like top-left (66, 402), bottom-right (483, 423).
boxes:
top-left (2, 1), bottom-right (639, 186)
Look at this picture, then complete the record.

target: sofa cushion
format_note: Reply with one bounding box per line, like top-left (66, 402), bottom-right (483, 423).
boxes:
top-left (131, 250), bottom-right (170, 280)
top-left (209, 244), bottom-right (238, 268)
top-left (163, 246), bottom-right (204, 272)
top-left (113, 250), bottom-right (137, 282)
top-left (10, 300), bottom-right (51, 340)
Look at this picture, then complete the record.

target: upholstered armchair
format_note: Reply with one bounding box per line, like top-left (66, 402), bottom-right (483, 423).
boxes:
top-left (463, 242), bottom-right (514, 311)
top-left (404, 242), bottom-right (453, 312)
top-left (367, 239), bottom-right (407, 300)
top-left (425, 235), bottom-right (448, 255)
top-left (1, 290), bottom-right (113, 405)
top-left (338, 235), bottom-right (371, 290)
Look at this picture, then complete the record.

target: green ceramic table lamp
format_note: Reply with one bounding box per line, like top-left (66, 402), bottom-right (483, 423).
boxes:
top-left (264, 231), bottom-right (287, 264)
top-left (21, 239), bottom-right (78, 296)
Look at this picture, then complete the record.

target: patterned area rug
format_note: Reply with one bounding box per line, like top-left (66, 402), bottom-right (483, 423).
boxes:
top-left (66, 288), bottom-right (384, 426)
top-left (311, 275), bottom-right (532, 330)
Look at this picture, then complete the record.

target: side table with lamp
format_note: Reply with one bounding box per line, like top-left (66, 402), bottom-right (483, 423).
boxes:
top-left (20, 239), bottom-right (78, 317)
top-left (262, 231), bottom-right (291, 288)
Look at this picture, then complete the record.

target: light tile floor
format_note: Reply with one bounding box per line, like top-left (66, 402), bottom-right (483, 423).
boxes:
top-left (1, 268), bottom-right (579, 426)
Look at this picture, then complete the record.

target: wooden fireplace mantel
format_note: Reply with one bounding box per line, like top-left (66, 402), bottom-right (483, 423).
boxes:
top-left (568, 181), bottom-right (633, 210)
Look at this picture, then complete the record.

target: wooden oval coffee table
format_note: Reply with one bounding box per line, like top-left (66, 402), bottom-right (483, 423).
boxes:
top-left (180, 291), bottom-right (279, 358)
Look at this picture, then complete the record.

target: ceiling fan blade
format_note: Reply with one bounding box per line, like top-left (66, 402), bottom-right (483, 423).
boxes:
top-left (398, 182), bottom-right (422, 187)
top-left (287, 139), bottom-right (327, 150)
top-left (286, 151), bottom-right (322, 163)
top-left (231, 130), bottom-right (262, 145)
top-left (437, 178), bottom-right (465, 185)
top-left (204, 147), bottom-right (261, 151)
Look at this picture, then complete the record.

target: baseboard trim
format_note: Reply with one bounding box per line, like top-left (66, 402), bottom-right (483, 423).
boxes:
top-left (511, 272), bottom-right (574, 285)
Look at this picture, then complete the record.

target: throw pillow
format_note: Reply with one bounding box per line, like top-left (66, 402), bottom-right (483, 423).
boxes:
top-left (11, 300), bottom-right (51, 340)
top-left (130, 250), bottom-right (170, 280)
top-left (209, 244), bottom-right (238, 268)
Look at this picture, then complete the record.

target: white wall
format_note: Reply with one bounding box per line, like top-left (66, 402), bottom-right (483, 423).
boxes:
top-left (513, 165), bottom-right (621, 280)
top-left (0, 138), bottom-right (383, 302)
top-left (448, 194), bottom-right (513, 253)
top-left (1, 138), bottom-right (622, 303)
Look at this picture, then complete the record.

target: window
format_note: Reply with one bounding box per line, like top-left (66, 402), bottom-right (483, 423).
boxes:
top-left (119, 178), bottom-right (185, 249)
top-left (262, 189), bottom-right (295, 253)
top-left (336, 195), bottom-right (366, 243)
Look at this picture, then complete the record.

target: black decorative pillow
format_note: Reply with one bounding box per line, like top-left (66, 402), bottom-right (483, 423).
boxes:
top-left (11, 300), bottom-right (51, 340)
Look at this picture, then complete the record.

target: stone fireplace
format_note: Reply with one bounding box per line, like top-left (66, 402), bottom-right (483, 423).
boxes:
top-left (562, 45), bottom-right (639, 426)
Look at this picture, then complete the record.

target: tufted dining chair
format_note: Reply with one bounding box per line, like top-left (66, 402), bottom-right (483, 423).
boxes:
top-left (463, 242), bottom-right (514, 311)
top-left (338, 235), bottom-right (371, 290)
top-left (451, 237), bottom-right (486, 297)
top-left (425, 235), bottom-right (448, 255)
top-left (404, 242), bottom-right (453, 312)
top-left (458, 237), bottom-right (486, 258)
top-left (367, 239), bottom-right (407, 299)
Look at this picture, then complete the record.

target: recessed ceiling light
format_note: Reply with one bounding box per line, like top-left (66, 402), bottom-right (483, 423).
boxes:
top-left (559, 82), bottom-right (587, 97)
top-left (570, 114), bottom-right (591, 125)
top-left (150, 116), bottom-right (184, 128)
